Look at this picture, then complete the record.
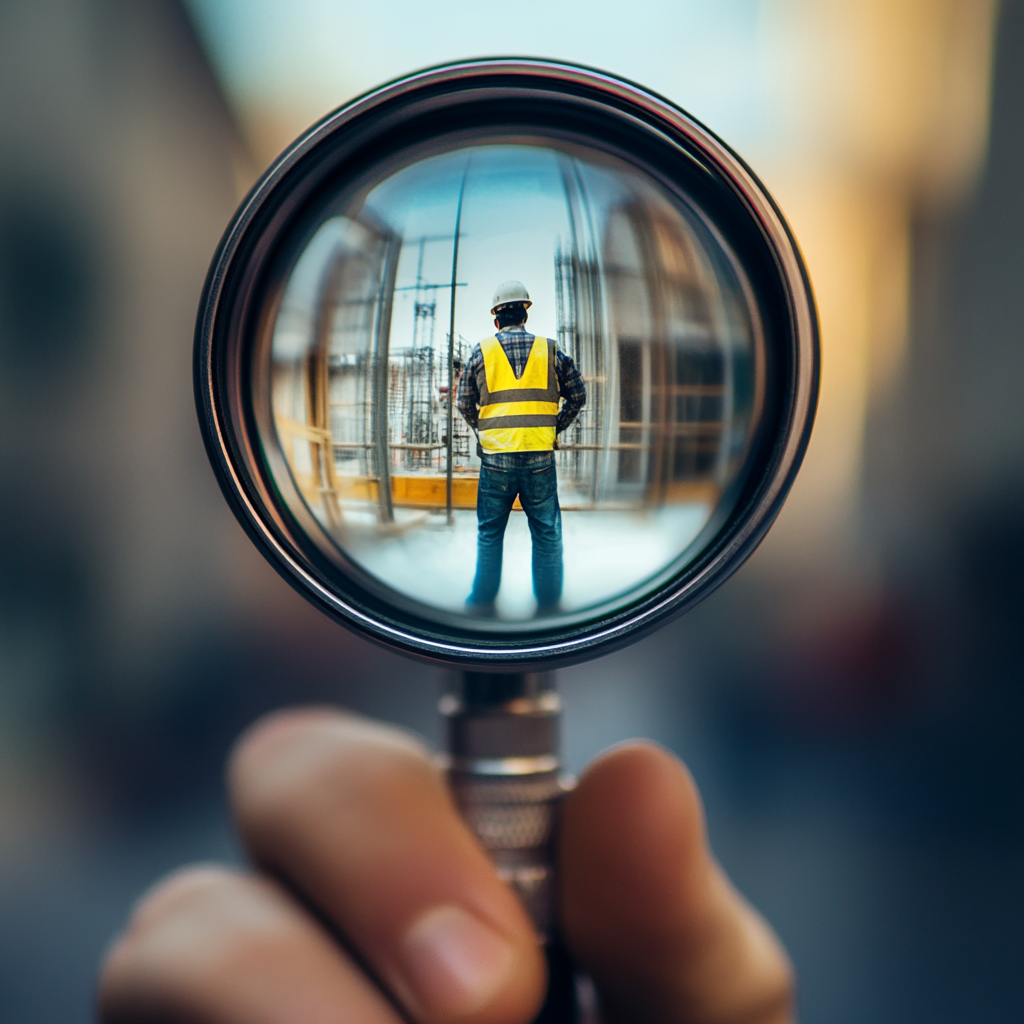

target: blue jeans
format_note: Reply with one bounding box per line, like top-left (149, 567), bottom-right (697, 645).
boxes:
top-left (468, 451), bottom-right (563, 610)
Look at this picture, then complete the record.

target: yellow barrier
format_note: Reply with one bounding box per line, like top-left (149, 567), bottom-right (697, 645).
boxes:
top-left (334, 474), bottom-right (483, 509)
top-left (333, 475), bottom-right (717, 511)
top-left (298, 473), bottom-right (718, 514)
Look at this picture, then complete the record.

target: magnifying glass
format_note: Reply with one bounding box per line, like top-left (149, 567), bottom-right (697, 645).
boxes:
top-left (195, 58), bottom-right (817, 1022)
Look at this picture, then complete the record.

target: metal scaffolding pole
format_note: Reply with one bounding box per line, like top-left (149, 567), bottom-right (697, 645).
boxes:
top-left (446, 161), bottom-right (470, 524)
top-left (372, 234), bottom-right (401, 522)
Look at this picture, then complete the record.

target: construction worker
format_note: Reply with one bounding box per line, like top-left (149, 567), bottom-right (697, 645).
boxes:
top-left (456, 280), bottom-right (586, 614)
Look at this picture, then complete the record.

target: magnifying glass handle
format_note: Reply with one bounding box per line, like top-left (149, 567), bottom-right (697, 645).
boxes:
top-left (443, 672), bottom-right (595, 1023)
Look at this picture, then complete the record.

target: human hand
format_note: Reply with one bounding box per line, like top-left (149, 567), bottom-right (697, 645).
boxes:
top-left (99, 709), bottom-right (794, 1024)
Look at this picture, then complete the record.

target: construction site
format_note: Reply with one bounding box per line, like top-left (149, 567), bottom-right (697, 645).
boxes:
top-left (269, 145), bottom-right (761, 615)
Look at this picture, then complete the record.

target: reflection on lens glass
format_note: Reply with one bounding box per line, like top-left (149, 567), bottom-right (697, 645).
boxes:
top-left (263, 141), bottom-right (763, 626)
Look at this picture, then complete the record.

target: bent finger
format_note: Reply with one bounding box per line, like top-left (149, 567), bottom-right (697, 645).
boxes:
top-left (99, 865), bottom-right (401, 1024)
top-left (560, 743), bottom-right (794, 1024)
top-left (229, 708), bottom-right (546, 1024)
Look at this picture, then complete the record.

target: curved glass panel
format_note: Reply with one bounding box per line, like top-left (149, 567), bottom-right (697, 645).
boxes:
top-left (262, 140), bottom-right (763, 625)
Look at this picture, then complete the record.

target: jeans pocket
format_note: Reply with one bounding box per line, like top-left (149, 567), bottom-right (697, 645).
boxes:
top-left (480, 467), bottom-right (510, 494)
top-left (526, 464), bottom-right (556, 502)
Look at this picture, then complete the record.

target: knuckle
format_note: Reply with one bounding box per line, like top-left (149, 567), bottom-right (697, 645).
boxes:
top-left (100, 868), bottom-right (304, 1015)
top-left (229, 709), bottom-right (437, 841)
top-left (229, 707), bottom-right (347, 780)
top-left (127, 864), bottom-right (243, 932)
top-left (99, 866), bottom-right (264, 1015)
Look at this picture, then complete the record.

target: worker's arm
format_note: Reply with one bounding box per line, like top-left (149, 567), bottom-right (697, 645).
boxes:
top-left (555, 348), bottom-right (586, 433)
top-left (99, 709), bottom-right (794, 1024)
top-left (457, 345), bottom-right (483, 430)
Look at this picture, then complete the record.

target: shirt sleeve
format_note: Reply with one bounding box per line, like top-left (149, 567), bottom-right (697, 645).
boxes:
top-left (554, 346), bottom-right (586, 433)
top-left (457, 344), bottom-right (483, 430)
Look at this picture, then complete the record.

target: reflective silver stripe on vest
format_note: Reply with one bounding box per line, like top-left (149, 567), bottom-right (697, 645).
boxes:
top-left (478, 413), bottom-right (557, 429)
top-left (484, 387), bottom-right (556, 403)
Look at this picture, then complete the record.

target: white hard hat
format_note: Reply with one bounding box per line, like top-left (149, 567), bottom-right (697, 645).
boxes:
top-left (490, 280), bottom-right (532, 314)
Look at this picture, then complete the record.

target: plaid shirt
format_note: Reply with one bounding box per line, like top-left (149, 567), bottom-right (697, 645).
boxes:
top-left (456, 327), bottom-right (586, 434)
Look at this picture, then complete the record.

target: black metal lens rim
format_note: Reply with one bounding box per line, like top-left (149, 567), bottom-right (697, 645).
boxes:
top-left (240, 113), bottom-right (775, 644)
top-left (195, 58), bottom-right (818, 670)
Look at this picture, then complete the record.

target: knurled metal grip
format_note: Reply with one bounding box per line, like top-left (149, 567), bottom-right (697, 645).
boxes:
top-left (442, 672), bottom-right (568, 937)
top-left (445, 675), bottom-right (602, 1023)
top-left (452, 772), bottom-right (566, 933)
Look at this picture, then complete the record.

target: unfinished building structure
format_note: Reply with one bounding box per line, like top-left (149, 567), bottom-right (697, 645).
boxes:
top-left (270, 150), bottom-right (758, 534)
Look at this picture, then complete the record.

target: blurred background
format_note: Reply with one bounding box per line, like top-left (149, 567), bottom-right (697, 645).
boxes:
top-left (0, 1), bottom-right (1019, 1020)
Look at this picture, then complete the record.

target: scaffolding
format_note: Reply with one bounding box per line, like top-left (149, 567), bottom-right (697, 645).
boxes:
top-left (273, 156), bottom-right (752, 533)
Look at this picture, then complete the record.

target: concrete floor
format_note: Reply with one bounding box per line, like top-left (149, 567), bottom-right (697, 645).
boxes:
top-left (338, 499), bottom-right (712, 619)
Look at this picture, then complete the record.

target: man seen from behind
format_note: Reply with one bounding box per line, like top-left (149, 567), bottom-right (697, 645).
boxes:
top-left (456, 280), bottom-right (585, 615)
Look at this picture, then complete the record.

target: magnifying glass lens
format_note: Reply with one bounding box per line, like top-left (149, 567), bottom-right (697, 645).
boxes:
top-left (261, 139), bottom-right (763, 629)
top-left (200, 62), bottom-right (817, 662)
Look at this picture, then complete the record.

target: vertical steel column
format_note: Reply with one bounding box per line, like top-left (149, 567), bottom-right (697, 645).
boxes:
top-left (446, 162), bottom-right (469, 524)
top-left (371, 234), bottom-right (400, 522)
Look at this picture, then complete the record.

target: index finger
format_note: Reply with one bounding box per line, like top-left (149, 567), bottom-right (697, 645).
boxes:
top-left (228, 708), bottom-right (546, 1024)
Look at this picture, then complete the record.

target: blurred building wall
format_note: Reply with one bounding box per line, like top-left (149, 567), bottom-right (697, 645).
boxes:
top-left (754, 0), bottom-right (998, 580)
top-left (0, 0), bottom-right (240, 852)
top-left (0, 0), bottom-right (422, 860)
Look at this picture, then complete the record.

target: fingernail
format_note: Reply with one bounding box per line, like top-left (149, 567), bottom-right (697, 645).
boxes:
top-left (400, 904), bottom-right (516, 1016)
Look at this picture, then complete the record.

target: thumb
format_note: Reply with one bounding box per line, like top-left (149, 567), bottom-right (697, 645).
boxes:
top-left (559, 743), bottom-right (794, 1024)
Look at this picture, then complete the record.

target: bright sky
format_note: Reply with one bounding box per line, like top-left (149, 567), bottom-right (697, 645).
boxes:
top-left (186, 0), bottom-right (774, 160)
top-left (373, 145), bottom-right (575, 346)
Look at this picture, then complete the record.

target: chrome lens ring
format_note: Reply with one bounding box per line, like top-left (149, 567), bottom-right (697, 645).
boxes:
top-left (195, 59), bottom-right (818, 669)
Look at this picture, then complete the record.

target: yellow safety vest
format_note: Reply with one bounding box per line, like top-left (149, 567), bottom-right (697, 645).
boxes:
top-left (476, 335), bottom-right (559, 453)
